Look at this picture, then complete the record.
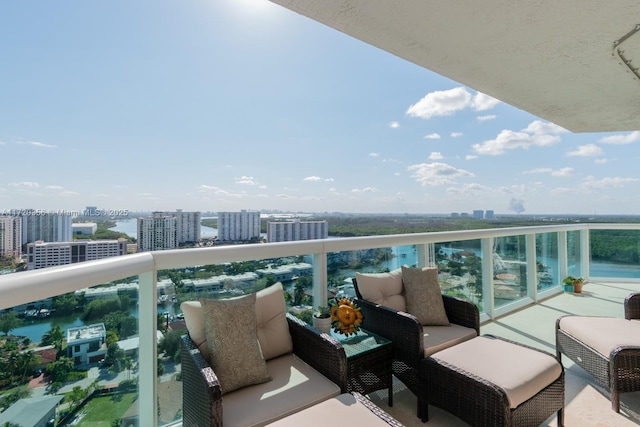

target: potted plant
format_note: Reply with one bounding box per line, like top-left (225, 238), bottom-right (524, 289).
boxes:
top-left (312, 305), bottom-right (332, 334)
top-left (563, 276), bottom-right (585, 293)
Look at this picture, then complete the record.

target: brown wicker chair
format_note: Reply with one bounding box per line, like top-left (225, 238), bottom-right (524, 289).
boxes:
top-left (181, 313), bottom-right (349, 427)
top-left (556, 292), bottom-right (640, 412)
top-left (352, 276), bottom-right (480, 420)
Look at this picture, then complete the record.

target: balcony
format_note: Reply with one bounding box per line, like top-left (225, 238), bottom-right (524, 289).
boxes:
top-left (1, 223), bottom-right (640, 426)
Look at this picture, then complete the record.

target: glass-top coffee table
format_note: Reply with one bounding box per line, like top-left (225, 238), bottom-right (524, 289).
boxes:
top-left (331, 328), bottom-right (393, 406)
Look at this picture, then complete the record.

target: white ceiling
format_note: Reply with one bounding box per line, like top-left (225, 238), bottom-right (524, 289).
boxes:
top-left (270, 0), bottom-right (640, 133)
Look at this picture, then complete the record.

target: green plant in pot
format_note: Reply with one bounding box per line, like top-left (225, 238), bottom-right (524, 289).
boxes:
top-left (563, 276), bottom-right (585, 293)
top-left (312, 305), bottom-right (332, 334)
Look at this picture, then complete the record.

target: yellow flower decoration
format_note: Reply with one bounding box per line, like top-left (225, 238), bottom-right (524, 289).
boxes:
top-left (330, 297), bottom-right (364, 336)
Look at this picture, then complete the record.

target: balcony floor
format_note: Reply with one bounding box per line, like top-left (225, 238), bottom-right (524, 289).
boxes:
top-left (366, 281), bottom-right (640, 427)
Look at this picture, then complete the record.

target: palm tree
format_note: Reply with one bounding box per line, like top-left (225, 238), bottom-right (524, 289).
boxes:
top-left (41, 325), bottom-right (64, 351)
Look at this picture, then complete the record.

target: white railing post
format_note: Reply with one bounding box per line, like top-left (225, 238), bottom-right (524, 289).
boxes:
top-left (138, 270), bottom-right (157, 427)
top-left (312, 252), bottom-right (328, 306)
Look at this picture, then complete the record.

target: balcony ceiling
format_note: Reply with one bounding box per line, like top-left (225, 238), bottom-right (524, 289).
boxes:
top-left (270, 0), bottom-right (640, 133)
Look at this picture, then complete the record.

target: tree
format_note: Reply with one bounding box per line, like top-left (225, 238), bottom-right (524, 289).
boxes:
top-left (0, 311), bottom-right (22, 336)
top-left (52, 293), bottom-right (78, 316)
top-left (68, 385), bottom-right (87, 408)
top-left (158, 330), bottom-right (182, 362)
top-left (41, 325), bottom-right (65, 351)
top-left (47, 356), bottom-right (74, 383)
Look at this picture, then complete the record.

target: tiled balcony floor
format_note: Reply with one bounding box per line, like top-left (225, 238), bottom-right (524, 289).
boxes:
top-left (366, 280), bottom-right (640, 426)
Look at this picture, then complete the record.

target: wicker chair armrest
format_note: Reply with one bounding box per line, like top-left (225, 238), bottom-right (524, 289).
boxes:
top-left (443, 295), bottom-right (480, 334)
top-left (180, 334), bottom-right (222, 427)
top-left (287, 313), bottom-right (349, 392)
top-left (351, 392), bottom-right (404, 427)
top-left (355, 298), bottom-right (424, 367)
top-left (624, 293), bottom-right (640, 320)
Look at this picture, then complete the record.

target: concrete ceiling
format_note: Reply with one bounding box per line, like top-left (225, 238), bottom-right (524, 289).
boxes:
top-left (269, 0), bottom-right (640, 133)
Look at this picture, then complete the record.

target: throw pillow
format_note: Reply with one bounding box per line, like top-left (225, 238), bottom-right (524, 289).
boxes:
top-left (200, 293), bottom-right (272, 394)
top-left (354, 268), bottom-right (405, 311)
top-left (255, 283), bottom-right (293, 360)
top-left (181, 300), bottom-right (209, 360)
top-left (401, 266), bottom-right (449, 326)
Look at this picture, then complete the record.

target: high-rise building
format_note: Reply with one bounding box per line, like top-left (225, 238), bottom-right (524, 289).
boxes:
top-left (267, 219), bottom-right (328, 242)
top-left (153, 210), bottom-right (201, 243)
top-left (217, 210), bottom-right (261, 242)
top-left (26, 239), bottom-right (128, 270)
top-left (485, 210), bottom-right (495, 219)
top-left (21, 212), bottom-right (72, 246)
top-left (137, 216), bottom-right (178, 252)
top-left (473, 210), bottom-right (484, 219)
top-left (0, 216), bottom-right (22, 260)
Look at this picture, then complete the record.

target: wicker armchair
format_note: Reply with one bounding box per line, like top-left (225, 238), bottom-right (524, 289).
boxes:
top-left (353, 277), bottom-right (480, 419)
top-left (181, 313), bottom-right (349, 427)
top-left (556, 292), bottom-right (640, 412)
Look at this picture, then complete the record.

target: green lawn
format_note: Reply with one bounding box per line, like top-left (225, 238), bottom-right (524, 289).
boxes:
top-left (77, 392), bottom-right (137, 426)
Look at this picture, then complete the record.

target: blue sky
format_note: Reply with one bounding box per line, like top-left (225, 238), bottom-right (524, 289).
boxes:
top-left (1, 0), bottom-right (639, 216)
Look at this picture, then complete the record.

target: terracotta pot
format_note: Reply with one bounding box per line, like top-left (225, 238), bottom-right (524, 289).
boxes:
top-left (573, 282), bottom-right (584, 293)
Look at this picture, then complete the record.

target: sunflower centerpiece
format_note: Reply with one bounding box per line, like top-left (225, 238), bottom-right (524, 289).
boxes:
top-left (330, 297), bottom-right (364, 336)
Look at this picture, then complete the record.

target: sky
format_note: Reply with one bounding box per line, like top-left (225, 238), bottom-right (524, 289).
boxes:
top-left (1, 0), bottom-right (640, 216)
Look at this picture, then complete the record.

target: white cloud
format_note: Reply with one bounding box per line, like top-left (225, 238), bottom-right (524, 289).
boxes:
top-left (446, 182), bottom-right (490, 196)
top-left (594, 158), bottom-right (609, 164)
top-left (428, 152), bottom-right (444, 160)
top-left (551, 167), bottom-right (574, 177)
top-left (17, 141), bottom-right (57, 148)
top-left (472, 92), bottom-right (501, 111)
top-left (566, 144), bottom-right (603, 157)
top-left (388, 121), bottom-right (400, 128)
top-left (407, 162), bottom-right (474, 186)
top-left (523, 168), bottom-right (553, 174)
top-left (465, 154), bottom-right (478, 160)
top-left (477, 115), bottom-right (497, 122)
top-left (235, 176), bottom-right (256, 185)
top-left (450, 132), bottom-right (463, 138)
top-left (472, 120), bottom-right (564, 155)
top-left (351, 187), bottom-right (379, 193)
top-left (45, 185), bottom-right (64, 190)
top-left (406, 87), bottom-right (472, 119)
top-left (304, 176), bottom-right (322, 182)
top-left (581, 176), bottom-right (639, 191)
top-left (369, 152), bottom-right (379, 157)
top-left (599, 131), bottom-right (640, 145)
top-left (9, 181), bottom-right (39, 188)
top-left (424, 133), bottom-right (441, 140)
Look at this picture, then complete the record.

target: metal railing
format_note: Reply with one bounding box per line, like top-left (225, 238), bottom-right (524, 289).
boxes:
top-left (1, 222), bottom-right (639, 425)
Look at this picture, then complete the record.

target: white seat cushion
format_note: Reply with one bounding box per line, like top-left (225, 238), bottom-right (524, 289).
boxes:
top-left (222, 353), bottom-right (341, 427)
top-left (265, 393), bottom-right (395, 426)
top-left (559, 316), bottom-right (640, 358)
top-left (432, 336), bottom-right (562, 408)
top-left (423, 323), bottom-right (478, 356)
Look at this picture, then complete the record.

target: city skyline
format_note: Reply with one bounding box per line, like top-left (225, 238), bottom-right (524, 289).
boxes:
top-left (1, 0), bottom-right (639, 215)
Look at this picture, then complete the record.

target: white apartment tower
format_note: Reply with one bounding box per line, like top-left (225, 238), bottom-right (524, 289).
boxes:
top-left (0, 216), bottom-right (22, 260)
top-left (267, 219), bottom-right (328, 243)
top-left (26, 239), bottom-right (128, 270)
top-left (21, 212), bottom-right (72, 246)
top-left (217, 211), bottom-right (261, 242)
top-left (153, 210), bottom-right (201, 243)
top-left (137, 215), bottom-right (178, 252)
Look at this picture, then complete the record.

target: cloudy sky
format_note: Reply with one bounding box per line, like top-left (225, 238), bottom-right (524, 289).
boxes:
top-left (1, 0), bottom-right (639, 216)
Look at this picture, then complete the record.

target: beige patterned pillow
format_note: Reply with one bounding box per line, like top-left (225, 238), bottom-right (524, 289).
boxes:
top-left (355, 269), bottom-right (406, 312)
top-left (200, 293), bottom-right (272, 394)
top-left (401, 266), bottom-right (449, 326)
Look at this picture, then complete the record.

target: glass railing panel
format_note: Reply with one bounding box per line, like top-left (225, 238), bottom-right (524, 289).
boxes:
top-left (536, 232), bottom-right (559, 291)
top-left (434, 240), bottom-right (483, 311)
top-left (0, 277), bottom-right (141, 426)
top-left (567, 230), bottom-right (582, 278)
top-left (493, 235), bottom-right (528, 308)
top-left (589, 229), bottom-right (640, 278)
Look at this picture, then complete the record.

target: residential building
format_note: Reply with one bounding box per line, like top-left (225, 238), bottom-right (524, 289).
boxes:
top-left (153, 209), bottom-right (201, 243)
top-left (72, 222), bottom-right (97, 236)
top-left (267, 219), bottom-right (328, 242)
top-left (0, 395), bottom-right (63, 427)
top-left (67, 323), bottom-right (107, 365)
top-left (0, 216), bottom-right (22, 260)
top-left (21, 212), bottom-right (72, 246)
top-left (217, 210), bottom-right (261, 242)
top-left (26, 239), bottom-right (128, 270)
top-left (137, 215), bottom-right (178, 252)
top-left (485, 210), bottom-right (495, 219)
top-left (472, 210), bottom-right (484, 219)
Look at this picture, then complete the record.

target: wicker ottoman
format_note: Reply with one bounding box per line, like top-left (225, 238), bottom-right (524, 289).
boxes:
top-left (420, 335), bottom-right (564, 426)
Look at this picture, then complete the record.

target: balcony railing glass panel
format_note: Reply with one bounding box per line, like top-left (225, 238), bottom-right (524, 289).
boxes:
top-left (567, 230), bottom-right (583, 278)
top-left (434, 240), bottom-right (484, 311)
top-left (589, 229), bottom-right (640, 279)
top-left (493, 235), bottom-right (528, 307)
top-left (536, 232), bottom-right (559, 291)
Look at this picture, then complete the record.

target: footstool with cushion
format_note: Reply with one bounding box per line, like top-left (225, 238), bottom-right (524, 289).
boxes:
top-left (420, 335), bottom-right (564, 426)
